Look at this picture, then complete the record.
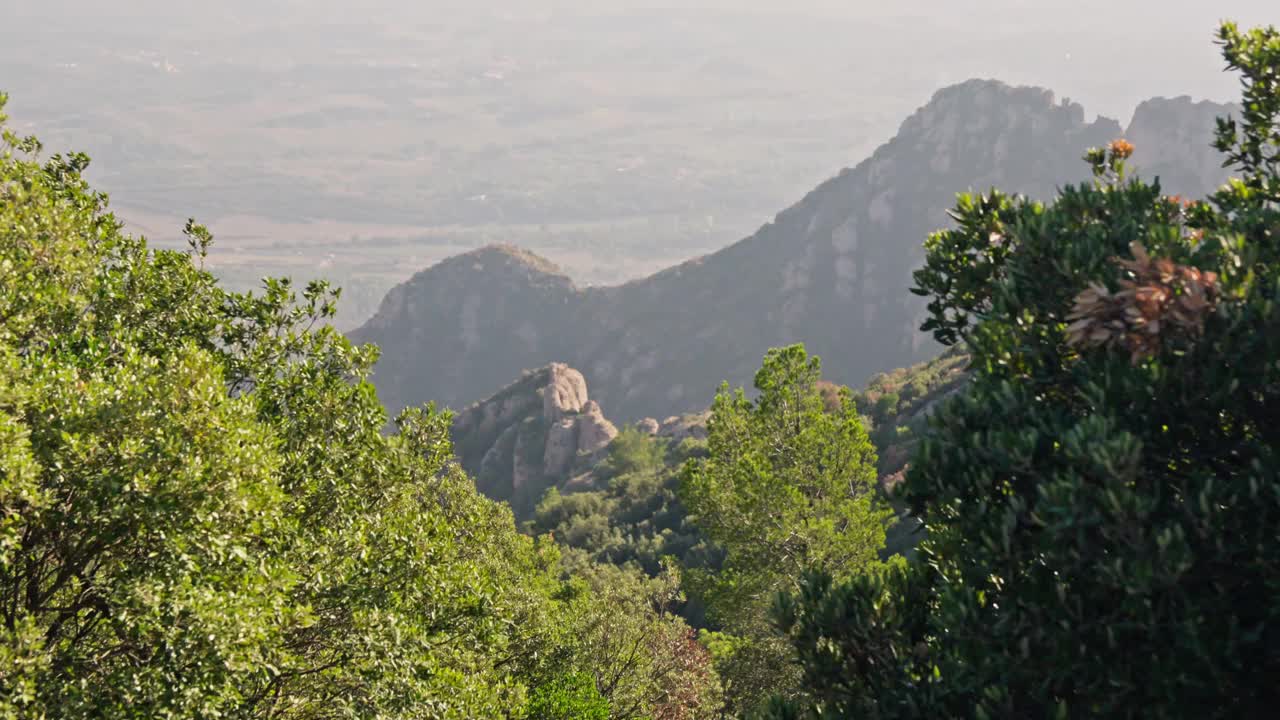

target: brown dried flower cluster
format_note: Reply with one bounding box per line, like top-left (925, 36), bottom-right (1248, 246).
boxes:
top-left (1066, 242), bottom-right (1219, 363)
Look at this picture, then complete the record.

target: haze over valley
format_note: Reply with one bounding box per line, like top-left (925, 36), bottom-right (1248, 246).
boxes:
top-left (3, 0), bottom-right (1273, 327)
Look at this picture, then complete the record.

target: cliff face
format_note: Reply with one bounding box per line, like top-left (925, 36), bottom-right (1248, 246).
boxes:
top-left (1126, 95), bottom-right (1236, 200)
top-left (353, 82), bottom-right (1236, 423)
top-left (451, 363), bottom-right (617, 517)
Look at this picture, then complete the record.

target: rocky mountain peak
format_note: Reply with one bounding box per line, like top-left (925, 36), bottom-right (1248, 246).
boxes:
top-left (899, 79), bottom-right (1090, 145)
top-left (352, 245), bottom-right (581, 418)
top-left (1126, 95), bottom-right (1237, 199)
top-left (542, 362), bottom-right (589, 421)
top-left (462, 243), bottom-right (574, 280)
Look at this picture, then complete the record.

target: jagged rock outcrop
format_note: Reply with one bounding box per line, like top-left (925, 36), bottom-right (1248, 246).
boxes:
top-left (542, 363), bottom-right (589, 421)
top-left (354, 81), bottom-right (1237, 423)
top-left (576, 401), bottom-right (617, 454)
top-left (452, 362), bottom-right (617, 516)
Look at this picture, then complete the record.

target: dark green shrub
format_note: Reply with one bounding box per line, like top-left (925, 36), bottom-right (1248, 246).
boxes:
top-left (768, 22), bottom-right (1280, 720)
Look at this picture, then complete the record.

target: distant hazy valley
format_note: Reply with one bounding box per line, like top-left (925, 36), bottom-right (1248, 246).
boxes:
top-left (3, 1), bottom-right (1270, 328)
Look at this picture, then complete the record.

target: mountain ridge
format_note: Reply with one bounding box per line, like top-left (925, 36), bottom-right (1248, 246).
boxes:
top-left (353, 79), bottom-right (1236, 422)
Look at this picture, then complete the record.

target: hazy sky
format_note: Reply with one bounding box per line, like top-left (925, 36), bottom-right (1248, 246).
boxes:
top-left (6, 0), bottom-right (1275, 122)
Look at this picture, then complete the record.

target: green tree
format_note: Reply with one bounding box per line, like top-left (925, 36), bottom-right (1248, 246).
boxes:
top-left (526, 672), bottom-right (611, 720)
top-left (769, 22), bottom-right (1280, 720)
top-left (530, 436), bottom-right (717, 580)
top-left (553, 564), bottom-right (723, 720)
top-left (0, 93), bottom-right (569, 718)
top-left (679, 344), bottom-right (888, 714)
top-left (1, 106), bottom-right (292, 717)
top-left (597, 425), bottom-right (668, 480)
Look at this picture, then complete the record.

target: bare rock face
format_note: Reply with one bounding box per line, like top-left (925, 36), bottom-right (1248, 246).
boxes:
top-left (451, 363), bottom-right (621, 518)
top-left (635, 418), bottom-right (661, 436)
top-left (543, 418), bottom-right (580, 480)
top-left (543, 363), bottom-right (589, 422)
top-left (576, 401), bottom-right (619, 456)
top-left (511, 428), bottom-right (538, 493)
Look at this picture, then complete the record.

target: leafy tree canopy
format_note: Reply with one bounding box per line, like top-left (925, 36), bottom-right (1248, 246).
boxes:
top-left (769, 22), bottom-right (1280, 720)
top-left (0, 92), bottom-right (718, 719)
top-left (679, 344), bottom-right (890, 715)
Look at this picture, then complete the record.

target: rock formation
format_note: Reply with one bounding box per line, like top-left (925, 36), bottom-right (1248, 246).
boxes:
top-left (451, 362), bottom-right (618, 517)
top-left (656, 413), bottom-right (711, 443)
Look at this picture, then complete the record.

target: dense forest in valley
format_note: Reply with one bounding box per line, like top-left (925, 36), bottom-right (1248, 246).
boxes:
top-left (3, 20), bottom-right (1280, 720)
